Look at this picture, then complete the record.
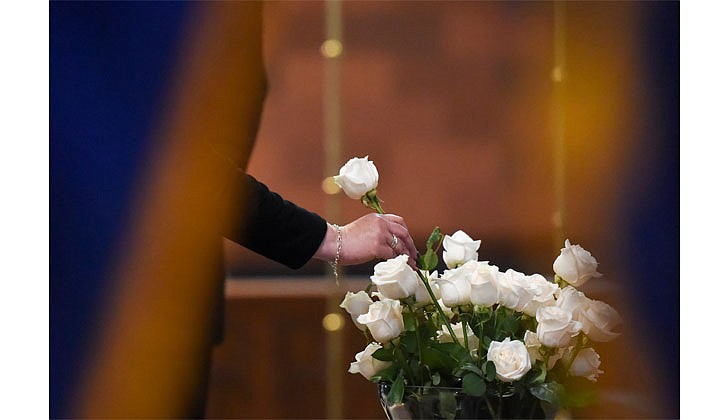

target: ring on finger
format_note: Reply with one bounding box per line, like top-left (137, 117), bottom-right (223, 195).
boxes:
top-left (389, 234), bottom-right (398, 249)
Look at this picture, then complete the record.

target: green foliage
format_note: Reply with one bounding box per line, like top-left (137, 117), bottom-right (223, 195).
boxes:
top-left (419, 249), bottom-right (438, 271)
top-left (372, 347), bottom-right (394, 362)
top-left (484, 361), bottom-right (497, 382)
top-left (462, 372), bottom-right (487, 397)
top-left (388, 371), bottom-right (405, 404)
top-left (402, 309), bottom-right (418, 332)
top-left (529, 381), bottom-right (564, 406)
top-left (370, 364), bottom-right (398, 383)
top-left (418, 227), bottom-right (443, 271)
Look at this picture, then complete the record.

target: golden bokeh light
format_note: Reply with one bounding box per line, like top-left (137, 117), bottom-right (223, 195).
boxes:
top-left (321, 176), bottom-right (341, 195)
top-left (320, 39), bottom-right (343, 58)
top-left (322, 312), bottom-right (345, 332)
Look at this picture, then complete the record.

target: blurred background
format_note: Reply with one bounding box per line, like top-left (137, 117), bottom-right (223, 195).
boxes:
top-left (50, 1), bottom-right (678, 418)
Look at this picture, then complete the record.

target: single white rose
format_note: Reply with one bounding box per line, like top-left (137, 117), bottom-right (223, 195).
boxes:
top-left (520, 274), bottom-right (559, 317)
top-left (535, 306), bottom-right (582, 348)
top-left (348, 342), bottom-right (392, 380)
top-left (442, 230), bottom-right (481, 269)
top-left (333, 156), bottom-right (379, 199)
top-left (470, 262), bottom-right (500, 307)
top-left (371, 255), bottom-right (419, 300)
top-left (569, 347), bottom-right (604, 382)
top-left (553, 239), bottom-right (602, 287)
top-left (437, 260), bottom-right (477, 307)
top-left (414, 270), bottom-right (441, 306)
top-left (437, 321), bottom-right (479, 353)
top-left (340, 291), bottom-right (374, 331)
top-left (579, 298), bottom-right (622, 342)
top-left (357, 299), bottom-right (404, 344)
top-left (487, 338), bottom-right (532, 382)
top-left (555, 286), bottom-right (589, 316)
top-left (496, 269), bottom-right (532, 312)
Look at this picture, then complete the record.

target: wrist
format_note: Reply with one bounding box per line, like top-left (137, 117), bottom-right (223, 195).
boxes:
top-left (314, 223), bottom-right (340, 262)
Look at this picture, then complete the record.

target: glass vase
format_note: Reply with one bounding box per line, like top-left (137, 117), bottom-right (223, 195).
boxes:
top-left (377, 383), bottom-right (547, 420)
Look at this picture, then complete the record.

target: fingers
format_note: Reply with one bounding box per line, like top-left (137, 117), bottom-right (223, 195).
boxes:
top-left (338, 212), bottom-right (419, 268)
top-left (387, 223), bottom-right (418, 262)
top-left (376, 214), bottom-right (418, 268)
top-left (379, 213), bottom-right (410, 231)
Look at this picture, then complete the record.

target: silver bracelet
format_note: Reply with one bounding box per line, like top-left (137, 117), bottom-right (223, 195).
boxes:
top-left (329, 223), bottom-right (342, 283)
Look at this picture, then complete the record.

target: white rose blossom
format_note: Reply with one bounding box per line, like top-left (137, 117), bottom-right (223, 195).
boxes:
top-left (553, 239), bottom-right (602, 287)
top-left (414, 270), bottom-right (440, 306)
top-left (579, 298), bottom-right (622, 342)
top-left (555, 286), bottom-right (589, 315)
top-left (535, 306), bottom-right (582, 348)
top-left (333, 156), bottom-right (379, 199)
top-left (520, 274), bottom-right (559, 317)
top-left (357, 299), bottom-right (405, 344)
top-left (339, 291), bottom-right (374, 331)
top-left (470, 262), bottom-right (500, 307)
top-left (437, 321), bottom-right (479, 353)
top-left (442, 230), bottom-right (481, 269)
top-left (348, 342), bottom-right (392, 380)
top-left (556, 287), bottom-right (621, 342)
top-left (370, 255), bottom-right (419, 300)
top-left (569, 347), bottom-right (604, 382)
top-left (496, 269), bottom-right (532, 312)
top-left (437, 260), bottom-right (477, 307)
top-left (487, 338), bottom-right (532, 382)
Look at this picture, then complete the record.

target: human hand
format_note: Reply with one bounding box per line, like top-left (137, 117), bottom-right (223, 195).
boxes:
top-left (314, 213), bottom-right (419, 268)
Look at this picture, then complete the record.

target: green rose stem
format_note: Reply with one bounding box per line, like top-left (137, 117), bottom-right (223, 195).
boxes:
top-left (405, 302), bottom-right (426, 384)
top-left (362, 189), bottom-right (385, 214)
top-left (415, 270), bottom-right (460, 351)
top-left (394, 339), bottom-right (416, 385)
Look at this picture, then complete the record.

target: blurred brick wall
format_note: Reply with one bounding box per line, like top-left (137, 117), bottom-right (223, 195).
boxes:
top-left (214, 2), bottom-right (675, 419)
top-left (226, 1), bottom-right (638, 278)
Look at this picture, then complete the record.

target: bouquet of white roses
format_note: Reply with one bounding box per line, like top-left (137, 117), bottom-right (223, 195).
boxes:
top-left (333, 157), bottom-right (622, 419)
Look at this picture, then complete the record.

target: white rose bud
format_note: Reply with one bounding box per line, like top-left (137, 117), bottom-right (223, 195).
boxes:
top-left (357, 299), bottom-right (405, 344)
top-left (414, 270), bottom-right (441, 306)
top-left (520, 274), bottom-right (559, 317)
top-left (470, 262), bottom-right (500, 307)
top-left (569, 348), bottom-right (604, 382)
top-left (442, 230), bottom-right (481, 269)
top-left (553, 239), bottom-right (602, 287)
top-left (437, 260), bottom-right (477, 307)
top-left (370, 255), bottom-right (419, 300)
top-left (340, 291), bottom-right (374, 331)
top-left (348, 342), bottom-right (392, 380)
top-left (497, 269), bottom-right (532, 312)
top-left (333, 156), bottom-right (379, 199)
top-left (535, 306), bottom-right (582, 348)
top-left (487, 338), bottom-right (532, 382)
top-left (437, 321), bottom-right (479, 353)
top-left (579, 299), bottom-right (622, 342)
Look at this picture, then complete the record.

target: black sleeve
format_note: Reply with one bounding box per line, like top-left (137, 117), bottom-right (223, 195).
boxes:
top-left (224, 173), bottom-right (328, 269)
